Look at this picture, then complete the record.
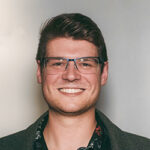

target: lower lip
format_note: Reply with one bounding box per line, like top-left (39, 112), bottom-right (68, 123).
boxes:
top-left (58, 89), bottom-right (85, 96)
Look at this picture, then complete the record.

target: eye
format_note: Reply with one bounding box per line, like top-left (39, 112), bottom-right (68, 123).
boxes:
top-left (79, 62), bottom-right (92, 68)
top-left (82, 63), bottom-right (91, 67)
top-left (46, 58), bottom-right (66, 67)
top-left (52, 62), bottom-right (63, 66)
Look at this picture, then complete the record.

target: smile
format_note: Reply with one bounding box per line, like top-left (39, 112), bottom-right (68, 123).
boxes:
top-left (58, 88), bottom-right (85, 94)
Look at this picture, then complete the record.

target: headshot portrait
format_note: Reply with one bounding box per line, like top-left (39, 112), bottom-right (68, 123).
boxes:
top-left (0, 1), bottom-right (150, 150)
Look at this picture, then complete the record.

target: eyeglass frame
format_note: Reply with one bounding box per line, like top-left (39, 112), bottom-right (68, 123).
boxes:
top-left (37, 56), bottom-right (104, 74)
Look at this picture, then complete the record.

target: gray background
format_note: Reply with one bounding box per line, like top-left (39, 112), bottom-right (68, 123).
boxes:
top-left (0, 0), bottom-right (150, 138)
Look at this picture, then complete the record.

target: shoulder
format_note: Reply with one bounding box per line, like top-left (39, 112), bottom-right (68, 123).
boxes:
top-left (117, 130), bottom-right (150, 150)
top-left (96, 109), bottom-right (150, 150)
top-left (0, 111), bottom-right (48, 150)
top-left (0, 130), bottom-right (28, 150)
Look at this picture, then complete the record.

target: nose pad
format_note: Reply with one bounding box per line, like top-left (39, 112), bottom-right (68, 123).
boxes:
top-left (65, 60), bottom-right (78, 71)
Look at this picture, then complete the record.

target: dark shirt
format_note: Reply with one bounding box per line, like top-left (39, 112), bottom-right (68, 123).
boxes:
top-left (33, 114), bottom-right (110, 150)
top-left (1, 109), bottom-right (149, 150)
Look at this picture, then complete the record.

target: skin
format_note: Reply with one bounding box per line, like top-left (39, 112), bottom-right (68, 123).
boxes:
top-left (37, 37), bottom-right (108, 150)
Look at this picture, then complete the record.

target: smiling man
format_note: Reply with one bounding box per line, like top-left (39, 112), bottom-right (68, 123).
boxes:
top-left (37, 38), bottom-right (107, 116)
top-left (0, 13), bottom-right (150, 150)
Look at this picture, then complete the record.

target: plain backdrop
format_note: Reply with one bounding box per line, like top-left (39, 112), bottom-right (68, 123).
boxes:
top-left (0, 0), bottom-right (150, 138)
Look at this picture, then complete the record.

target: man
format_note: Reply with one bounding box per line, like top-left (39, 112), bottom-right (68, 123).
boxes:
top-left (0, 13), bottom-right (149, 150)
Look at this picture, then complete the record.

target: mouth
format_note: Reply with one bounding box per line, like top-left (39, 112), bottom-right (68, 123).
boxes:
top-left (58, 88), bottom-right (85, 95)
top-left (59, 88), bottom-right (84, 93)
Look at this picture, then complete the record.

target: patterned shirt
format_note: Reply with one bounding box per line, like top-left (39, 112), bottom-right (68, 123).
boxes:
top-left (33, 114), bottom-right (110, 150)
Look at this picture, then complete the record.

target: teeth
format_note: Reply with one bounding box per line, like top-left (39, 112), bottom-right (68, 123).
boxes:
top-left (59, 89), bottom-right (83, 93)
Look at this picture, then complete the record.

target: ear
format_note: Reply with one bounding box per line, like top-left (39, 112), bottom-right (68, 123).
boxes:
top-left (100, 62), bottom-right (108, 86)
top-left (37, 61), bottom-right (42, 84)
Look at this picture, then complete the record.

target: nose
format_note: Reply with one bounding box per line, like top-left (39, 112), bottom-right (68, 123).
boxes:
top-left (62, 61), bottom-right (81, 81)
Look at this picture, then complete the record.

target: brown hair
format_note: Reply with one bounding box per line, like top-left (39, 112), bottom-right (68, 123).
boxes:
top-left (36, 13), bottom-right (108, 67)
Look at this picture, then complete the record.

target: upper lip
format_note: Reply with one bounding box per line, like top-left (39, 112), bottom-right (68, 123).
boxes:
top-left (58, 87), bottom-right (85, 90)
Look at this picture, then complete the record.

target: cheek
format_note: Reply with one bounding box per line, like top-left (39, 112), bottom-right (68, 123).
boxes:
top-left (42, 74), bottom-right (60, 91)
top-left (85, 74), bottom-right (101, 88)
top-left (42, 74), bottom-right (61, 103)
top-left (83, 74), bottom-right (101, 96)
top-left (91, 75), bottom-right (101, 100)
top-left (91, 78), bottom-right (101, 94)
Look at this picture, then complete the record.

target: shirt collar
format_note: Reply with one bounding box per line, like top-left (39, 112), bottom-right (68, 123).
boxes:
top-left (33, 112), bottom-right (108, 150)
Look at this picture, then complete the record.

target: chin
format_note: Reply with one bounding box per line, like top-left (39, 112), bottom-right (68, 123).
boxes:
top-left (48, 102), bottom-right (95, 117)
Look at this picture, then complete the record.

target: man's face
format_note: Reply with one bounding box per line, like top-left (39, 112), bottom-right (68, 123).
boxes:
top-left (37, 38), bottom-right (108, 116)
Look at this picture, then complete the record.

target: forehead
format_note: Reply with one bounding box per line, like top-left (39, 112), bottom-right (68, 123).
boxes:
top-left (46, 37), bottom-right (98, 58)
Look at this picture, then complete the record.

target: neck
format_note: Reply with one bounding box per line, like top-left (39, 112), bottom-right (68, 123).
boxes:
top-left (43, 107), bottom-right (96, 150)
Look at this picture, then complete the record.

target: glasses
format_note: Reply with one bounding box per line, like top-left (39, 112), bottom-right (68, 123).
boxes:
top-left (40, 57), bottom-right (103, 75)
